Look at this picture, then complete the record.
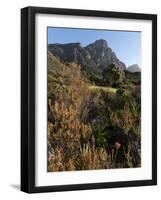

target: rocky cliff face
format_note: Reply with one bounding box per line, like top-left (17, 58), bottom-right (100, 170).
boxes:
top-left (48, 39), bottom-right (126, 72)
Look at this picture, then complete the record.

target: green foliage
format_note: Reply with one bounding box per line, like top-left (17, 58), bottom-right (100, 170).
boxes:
top-left (125, 71), bottom-right (141, 85)
top-left (116, 88), bottom-right (127, 96)
top-left (111, 98), bottom-right (141, 135)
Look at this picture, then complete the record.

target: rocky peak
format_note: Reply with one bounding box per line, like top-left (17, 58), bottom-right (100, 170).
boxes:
top-left (48, 39), bottom-right (126, 72)
top-left (86, 39), bottom-right (108, 49)
top-left (127, 64), bottom-right (141, 73)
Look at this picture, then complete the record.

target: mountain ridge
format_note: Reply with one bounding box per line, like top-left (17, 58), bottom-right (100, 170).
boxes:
top-left (48, 39), bottom-right (126, 72)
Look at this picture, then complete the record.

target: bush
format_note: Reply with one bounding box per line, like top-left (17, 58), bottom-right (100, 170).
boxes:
top-left (48, 62), bottom-right (109, 171)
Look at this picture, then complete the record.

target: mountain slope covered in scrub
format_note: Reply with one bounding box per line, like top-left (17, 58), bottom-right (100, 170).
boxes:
top-left (47, 40), bottom-right (141, 172)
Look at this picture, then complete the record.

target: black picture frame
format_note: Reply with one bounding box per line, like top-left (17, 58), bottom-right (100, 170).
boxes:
top-left (21, 6), bottom-right (157, 193)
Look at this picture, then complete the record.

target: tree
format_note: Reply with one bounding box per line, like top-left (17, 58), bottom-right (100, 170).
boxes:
top-left (102, 62), bottom-right (125, 87)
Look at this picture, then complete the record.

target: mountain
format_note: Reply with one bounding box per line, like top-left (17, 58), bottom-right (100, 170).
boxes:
top-left (127, 64), bottom-right (141, 73)
top-left (48, 39), bottom-right (126, 74)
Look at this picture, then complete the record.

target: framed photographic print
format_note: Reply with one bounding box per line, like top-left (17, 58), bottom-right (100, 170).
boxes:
top-left (21, 6), bottom-right (157, 193)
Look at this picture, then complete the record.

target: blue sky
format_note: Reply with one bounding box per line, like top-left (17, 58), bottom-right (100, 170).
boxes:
top-left (48, 27), bottom-right (141, 67)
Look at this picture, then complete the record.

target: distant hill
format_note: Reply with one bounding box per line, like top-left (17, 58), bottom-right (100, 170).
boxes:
top-left (48, 39), bottom-right (126, 76)
top-left (127, 64), bottom-right (141, 73)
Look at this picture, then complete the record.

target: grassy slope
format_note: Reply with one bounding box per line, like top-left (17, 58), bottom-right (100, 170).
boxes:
top-left (89, 85), bottom-right (117, 93)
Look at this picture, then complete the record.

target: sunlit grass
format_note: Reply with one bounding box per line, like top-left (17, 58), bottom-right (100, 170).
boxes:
top-left (89, 85), bottom-right (117, 93)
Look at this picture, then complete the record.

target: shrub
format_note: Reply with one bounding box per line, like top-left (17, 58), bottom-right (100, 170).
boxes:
top-left (48, 62), bottom-right (109, 171)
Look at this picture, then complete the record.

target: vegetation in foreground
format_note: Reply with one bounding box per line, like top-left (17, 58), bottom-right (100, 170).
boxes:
top-left (47, 51), bottom-right (141, 172)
